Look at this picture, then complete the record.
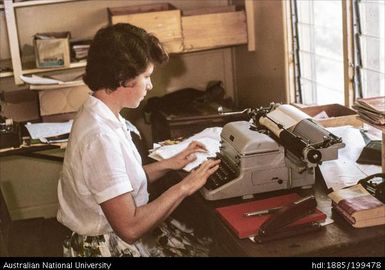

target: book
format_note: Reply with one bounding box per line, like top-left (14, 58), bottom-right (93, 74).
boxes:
top-left (332, 202), bottom-right (385, 228)
top-left (215, 193), bottom-right (326, 239)
top-left (328, 184), bottom-right (385, 228)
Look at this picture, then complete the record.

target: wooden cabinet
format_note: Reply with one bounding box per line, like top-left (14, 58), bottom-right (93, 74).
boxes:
top-left (0, 149), bottom-right (64, 220)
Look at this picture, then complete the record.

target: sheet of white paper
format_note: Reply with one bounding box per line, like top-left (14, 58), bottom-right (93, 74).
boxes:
top-left (149, 127), bottom-right (222, 172)
top-left (267, 104), bottom-right (310, 129)
top-left (25, 120), bottom-right (73, 139)
top-left (320, 158), bottom-right (367, 191)
top-left (320, 125), bottom-right (381, 191)
top-left (20, 75), bottom-right (62, 85)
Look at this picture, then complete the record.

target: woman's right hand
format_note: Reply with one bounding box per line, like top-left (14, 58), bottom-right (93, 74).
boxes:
top-left (180, 159), bottom-right (221, 196)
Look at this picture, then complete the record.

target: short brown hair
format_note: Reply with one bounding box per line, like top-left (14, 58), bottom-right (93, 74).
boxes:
top-left (83, 23), bottom-right (169, 91)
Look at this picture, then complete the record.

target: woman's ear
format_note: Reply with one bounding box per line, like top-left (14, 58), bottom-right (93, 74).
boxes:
top-left (126, 81), bottom-right (137, 88)
top-left (121, 80), bottom-right (137, 88)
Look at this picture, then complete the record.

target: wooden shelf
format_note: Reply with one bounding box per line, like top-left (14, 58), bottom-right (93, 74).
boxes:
top-left (0, 61), bottom-right (86, 79)
top-left (22, 61), bottom-right (87, 75)
top-left (0, 71), bottom-right (13, 78)
top-left (2, 0), bottom-right (255, 85)
top-left (12, 0), bottom-right (81, 8)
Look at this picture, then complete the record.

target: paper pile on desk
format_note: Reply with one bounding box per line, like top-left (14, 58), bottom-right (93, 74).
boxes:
top-left (149, 127), bottom-right (222, 172)
top-left (25, 120), bottom-right (72, 143)
top-left (319, 125), bottom-right (381, 191)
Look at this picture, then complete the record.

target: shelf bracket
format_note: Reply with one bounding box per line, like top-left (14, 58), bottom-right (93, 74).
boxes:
top-left (245, 0), bottom-right (256, 51)
top-left (4, 1), bottom-right (24, 85)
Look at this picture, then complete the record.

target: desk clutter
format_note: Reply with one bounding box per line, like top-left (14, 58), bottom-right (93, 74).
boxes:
top-left (148, 102), bottom-right (345, 201)
top-left (216, 193), bottom-right (326, 243)
top-left (148, 101), bottom-right (385, 247)
top-left (0, 117), bottom-right (71, 153)
top-left (24, 121), bottom-right (72, 144)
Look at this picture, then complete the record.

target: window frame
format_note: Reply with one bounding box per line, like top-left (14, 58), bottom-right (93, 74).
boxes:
top-left (285, 0), bottom-right (356, 107)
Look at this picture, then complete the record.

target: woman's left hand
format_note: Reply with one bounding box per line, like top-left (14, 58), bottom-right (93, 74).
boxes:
top-left (166, 141), bottom-right (207, 170)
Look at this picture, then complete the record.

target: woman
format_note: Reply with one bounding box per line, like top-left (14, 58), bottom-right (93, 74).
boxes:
top-left (57, 23), bottom-right (220, 257)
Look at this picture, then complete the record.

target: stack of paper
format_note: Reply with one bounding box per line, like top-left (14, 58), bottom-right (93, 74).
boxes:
top-left (20, 75), bottom-right (84, 90)
top-left (352, 96), bottom-right (385, 125)
top-left (25, 120), bottom-right (72, 143)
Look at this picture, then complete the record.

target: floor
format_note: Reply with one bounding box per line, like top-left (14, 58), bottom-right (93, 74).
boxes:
top-left (1, 217), bottom-right (70, 257)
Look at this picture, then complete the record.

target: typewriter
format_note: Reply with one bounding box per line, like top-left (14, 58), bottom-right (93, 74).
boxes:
top-left (201, 103), bottom-right (345, 201)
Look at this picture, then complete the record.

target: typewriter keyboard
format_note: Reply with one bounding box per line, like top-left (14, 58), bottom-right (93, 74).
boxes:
top-left (204, 152), bottom-right (239, 191)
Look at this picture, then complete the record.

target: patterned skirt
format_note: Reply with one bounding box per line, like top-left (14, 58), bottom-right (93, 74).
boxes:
top-left (63, 218), bottom-right (212, 257)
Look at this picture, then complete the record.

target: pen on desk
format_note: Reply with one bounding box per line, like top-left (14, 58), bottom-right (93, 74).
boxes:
top-left (243, 206), bottom-right (283, 217)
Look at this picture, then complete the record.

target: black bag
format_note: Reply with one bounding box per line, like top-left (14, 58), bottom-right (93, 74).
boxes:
top-left (144, 81), bottom-right (226, 123)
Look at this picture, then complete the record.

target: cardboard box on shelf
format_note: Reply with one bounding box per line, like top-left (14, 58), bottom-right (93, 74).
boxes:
top-left (34, 32), bottom-right (71, 68)
top-left (107, 3), bottom-right (248, 54)
top-left (181, 6), bottom-right (247, 52)
top-left (108, 3), bottom-right (183, 53)
top-left (299, 103), bottom-right (362, 128)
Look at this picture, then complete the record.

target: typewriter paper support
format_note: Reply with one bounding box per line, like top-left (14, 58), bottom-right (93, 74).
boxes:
top-left (201, 103), bottom-right (345, 201)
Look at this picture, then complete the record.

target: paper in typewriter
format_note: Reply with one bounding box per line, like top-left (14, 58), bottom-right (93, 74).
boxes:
top-left (267, 104), bottom-right (311, 129)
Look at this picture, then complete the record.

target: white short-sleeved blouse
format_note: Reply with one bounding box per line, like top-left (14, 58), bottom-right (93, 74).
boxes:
top-left (57, 95), bottom-right (148, 236)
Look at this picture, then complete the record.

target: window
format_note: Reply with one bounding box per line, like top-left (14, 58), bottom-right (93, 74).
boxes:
top-left (290, 0), bottom-right (385, 105)
top-left (354, 0), bottom-right (385, 98)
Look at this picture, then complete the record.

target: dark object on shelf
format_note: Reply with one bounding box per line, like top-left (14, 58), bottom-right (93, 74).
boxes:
top-left (358, 173), bottom-right (385, 203)
top-left (145, 81), bottom-right (247, 142)
top-left (70, 38), bottom-right (92, 61)
top-left (356, 140), bottom-right (381, 166)
top-left (0, 119), bottom-right (21, 149)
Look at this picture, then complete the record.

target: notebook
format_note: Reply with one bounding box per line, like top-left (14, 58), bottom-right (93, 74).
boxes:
top-left (216, 193), bottom-right (326, 239)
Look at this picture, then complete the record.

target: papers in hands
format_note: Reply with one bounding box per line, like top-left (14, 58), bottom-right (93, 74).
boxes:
top-left (149, 127), bottom-right (222, 172)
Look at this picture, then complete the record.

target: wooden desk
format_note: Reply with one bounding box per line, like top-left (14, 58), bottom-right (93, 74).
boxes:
top-left (175, 171), bottom-right (385, 257)
top-left (0, 145), bottom-right (64, 220)
top-left (0, 144), bottom-right (63, 162)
